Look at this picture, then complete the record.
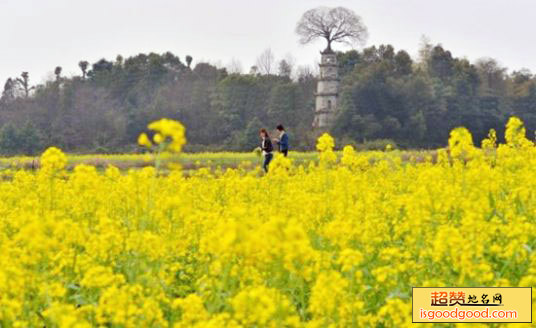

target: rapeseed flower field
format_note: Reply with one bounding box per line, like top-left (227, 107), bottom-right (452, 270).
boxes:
top-left (1, 117), bottom-right (535, 327)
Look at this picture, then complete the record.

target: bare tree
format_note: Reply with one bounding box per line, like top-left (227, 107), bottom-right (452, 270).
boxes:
top-left (418, 35), bottom-right (433, 63)
top-left (227, 58), bottom-right (243, 74)
top-left (256, 48), bottom-right (275, 75)
top-left (296, 7), bottom-right (368, 51)
top-left (16, 72), bottom-right (34, 98)
top-left (284, 53), bottom-right (296, 69)
top-left (296, 65), bottom-right (315, 82)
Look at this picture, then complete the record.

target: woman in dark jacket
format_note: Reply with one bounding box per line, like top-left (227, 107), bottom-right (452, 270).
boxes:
top-left (260, 128), bottom-right (273, 172)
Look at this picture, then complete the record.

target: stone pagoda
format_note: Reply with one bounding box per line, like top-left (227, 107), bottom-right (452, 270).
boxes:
top-left (313, 48), bottom-right (339, 128)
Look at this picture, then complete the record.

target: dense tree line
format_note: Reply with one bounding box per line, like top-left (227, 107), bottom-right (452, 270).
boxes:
top-left (0, 42), bottom-right (535, 155)
top-left (0, 52), bottom-right (316, 154)
top-left (334, 43), bottom-right (536, 148)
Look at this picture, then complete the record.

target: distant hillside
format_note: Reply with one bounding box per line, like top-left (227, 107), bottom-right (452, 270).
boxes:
top-left (0, 43), bottom-right (535, 155)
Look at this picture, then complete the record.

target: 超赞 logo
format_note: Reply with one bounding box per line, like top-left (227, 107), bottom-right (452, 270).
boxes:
top-left (412, 287), bottom-right (532, 323)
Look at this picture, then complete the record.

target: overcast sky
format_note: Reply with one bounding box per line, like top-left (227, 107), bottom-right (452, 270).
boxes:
top-left (1, 0), bottom-right (534, 84)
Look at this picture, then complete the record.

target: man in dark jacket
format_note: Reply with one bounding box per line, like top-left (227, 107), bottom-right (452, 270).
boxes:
top-left (275, 124), bottom-right (289, 157)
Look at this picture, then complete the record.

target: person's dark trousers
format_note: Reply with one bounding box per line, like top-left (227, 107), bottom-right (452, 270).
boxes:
top-left (263, 153), bottom-right (273, 172)
top-left (281, 149), bottom-right (288, 157)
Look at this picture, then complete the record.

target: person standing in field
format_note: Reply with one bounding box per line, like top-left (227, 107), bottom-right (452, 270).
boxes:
top-left (274, 124), bottom-right (289, 157)
top-left (260, 128), bottom-right (274, 172)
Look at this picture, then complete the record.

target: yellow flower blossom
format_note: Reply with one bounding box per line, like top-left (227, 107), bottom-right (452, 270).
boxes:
top-left (137, 132), bottom-right (152, 148)
top-left (0, 116), bottom-right (534, 326)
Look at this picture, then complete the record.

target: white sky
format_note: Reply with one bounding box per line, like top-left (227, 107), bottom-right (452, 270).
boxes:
top-left (1, 0), bottom-right (534, 84)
